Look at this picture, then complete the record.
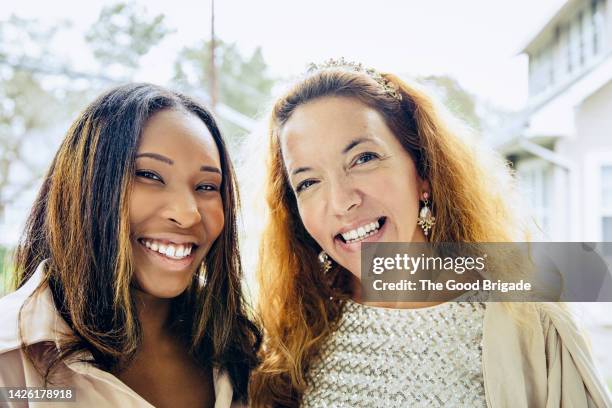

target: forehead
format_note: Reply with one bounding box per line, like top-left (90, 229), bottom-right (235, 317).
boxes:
top-left (139, 109), bottom-right (221, 165)
top-left (280, 96), bottom-right (394, 161)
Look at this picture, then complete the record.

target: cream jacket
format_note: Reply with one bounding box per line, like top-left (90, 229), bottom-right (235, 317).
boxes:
top-left (0, 262), bottom-right (241, 408)
top-left (483, 302), bottom-right (611, 407)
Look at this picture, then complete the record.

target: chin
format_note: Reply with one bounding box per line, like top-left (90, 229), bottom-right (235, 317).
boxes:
top-left (133, 274), bottom-right (192, 299)
top-left (141, 284), bottom-right (189, 299)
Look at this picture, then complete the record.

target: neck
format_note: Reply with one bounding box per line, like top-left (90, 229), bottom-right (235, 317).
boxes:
top-left (348, 244), bottom-right (446, 309)
top-left (132, 288), bottom-right (173, 346)
top-left (350, 281), bottom-right (445, 309)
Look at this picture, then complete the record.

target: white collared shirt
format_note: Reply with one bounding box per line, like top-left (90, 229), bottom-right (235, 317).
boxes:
top-left (0, 262), bottom-right (240, 408)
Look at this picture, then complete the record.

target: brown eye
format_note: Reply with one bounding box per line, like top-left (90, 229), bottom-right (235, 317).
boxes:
top-left (136, 170), bottom-right (163, 183)
top-left (197, 184), bottom-right (219, 192)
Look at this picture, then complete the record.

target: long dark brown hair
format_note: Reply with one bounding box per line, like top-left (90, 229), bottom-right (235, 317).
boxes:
top-left (13, 83), bottom-right (260, 401)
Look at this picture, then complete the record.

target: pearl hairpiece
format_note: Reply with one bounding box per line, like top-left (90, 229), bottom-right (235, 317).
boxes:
top-left (306, 57), bottom-right (402, 101)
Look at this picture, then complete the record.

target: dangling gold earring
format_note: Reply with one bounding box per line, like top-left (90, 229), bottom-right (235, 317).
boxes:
top-left (417, 192), bottom-right (436, 237)
top-left (318, 251), bottom-right (332, 274)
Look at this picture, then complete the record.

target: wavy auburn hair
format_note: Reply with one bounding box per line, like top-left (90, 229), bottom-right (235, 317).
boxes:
top-left (14, 83), bottom-right (260, 401)
top-left (250, 70), bottom-right (526, 406)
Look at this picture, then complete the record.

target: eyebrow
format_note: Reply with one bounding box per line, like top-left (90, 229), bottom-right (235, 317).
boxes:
top-left (136, 152), bottom-right (173, 164)
top-left (291, 166), bottom-right (312, 176)
top-left (200, 165), bottom-right (222, 174)
top-left (136, 153), bottom-right (222, 175)
top-left (289, 136), bottom-right (378, 177)
top-left (342, 136), bottom-right (377, 154)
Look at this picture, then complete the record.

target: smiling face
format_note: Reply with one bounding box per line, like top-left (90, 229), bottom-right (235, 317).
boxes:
top-left (129, 109), bottom-right (224, 298)
top-left (280, 96), bottom-right (429, 279)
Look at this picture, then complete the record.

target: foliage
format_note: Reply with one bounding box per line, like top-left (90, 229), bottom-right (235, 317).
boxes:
top-left (85, 2), bottom-right (171, 74)
top-left (0, 16), bottom-right (66, 219)
top-left (0, 2), bottom-right (173, 220)
top-left (420, 75), bottom-right (481, 131)
top-left (173, 40), bottom-right (274, 146)
top-left (0, 245), bottom-right (13, 296)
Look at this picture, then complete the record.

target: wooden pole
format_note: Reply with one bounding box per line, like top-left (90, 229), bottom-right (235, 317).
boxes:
top-left (209, 0), bottom-right (218, 110)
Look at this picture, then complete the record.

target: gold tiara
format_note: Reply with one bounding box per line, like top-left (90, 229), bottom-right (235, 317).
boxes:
top-left (306, 57), bottom-right (402, 101)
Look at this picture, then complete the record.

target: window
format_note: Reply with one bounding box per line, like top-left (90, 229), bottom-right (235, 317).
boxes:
top-left (563, 24), bottom-right (572, 73)
top-left (578, 11), bottom-right (585, 65)
top-left (601, 166), bottom-right (612, 241)
top-left (592, 0), bottom-right (605, 55)
top-left (568, 17), bottom-right (581, 72)
top-left (518, 160), bottom-right (553, 237)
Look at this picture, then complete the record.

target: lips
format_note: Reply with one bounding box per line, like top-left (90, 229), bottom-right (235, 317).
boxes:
top-left (136, 236), bottom-right (200, 271)
top-left (137, 238), bottom-right (196, 259)
top-left (335, 217), bottom-right (387, 244)
top-left (333, 216), bottom-right (388, 253)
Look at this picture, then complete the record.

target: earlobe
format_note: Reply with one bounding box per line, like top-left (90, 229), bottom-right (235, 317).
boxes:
top-left (420, 178), bottom-right (431, 195)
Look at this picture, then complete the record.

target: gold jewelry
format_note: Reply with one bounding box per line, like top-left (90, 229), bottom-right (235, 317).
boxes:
top-left (417, 192), bottom-right (435, 236)
top-left (318, 250), bottom-right (332, 274)
top-left (307, 57), bottom-right (402, 101)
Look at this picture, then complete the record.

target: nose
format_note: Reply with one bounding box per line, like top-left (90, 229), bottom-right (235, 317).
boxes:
top-left (161, 187), bottom-right (202, 228)
top-left (327, 176), bottom-right (361, 216)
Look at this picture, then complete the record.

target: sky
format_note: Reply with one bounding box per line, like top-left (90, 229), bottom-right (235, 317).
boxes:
top-left (0, 0), bottom-right (567, 245)
top-left (2, 0), bottom-right (567, 110)
top-left (1, 0), bottom-right (567, 245)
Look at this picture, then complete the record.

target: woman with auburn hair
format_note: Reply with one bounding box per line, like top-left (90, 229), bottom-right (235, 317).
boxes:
top-left (250, 60), bottom-right (611, 407)
top-left (0, 83), bottom-right (260, 407)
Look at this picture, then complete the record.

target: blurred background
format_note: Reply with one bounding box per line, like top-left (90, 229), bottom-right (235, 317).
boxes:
top-left (0, 0), bottom-right (610, 389)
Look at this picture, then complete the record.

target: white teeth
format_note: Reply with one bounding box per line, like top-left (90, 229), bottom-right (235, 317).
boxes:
top-left (141, 239), bottom-right (194, 260)
top-left (340, 220), bottom-right (382, 243)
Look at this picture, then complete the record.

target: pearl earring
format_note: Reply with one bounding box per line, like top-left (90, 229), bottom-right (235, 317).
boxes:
top-left (417, 192), bottom-right (436, 236)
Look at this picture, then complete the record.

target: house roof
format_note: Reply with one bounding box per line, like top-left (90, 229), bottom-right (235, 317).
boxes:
top-left (519, 0), bottom-right (580, 55)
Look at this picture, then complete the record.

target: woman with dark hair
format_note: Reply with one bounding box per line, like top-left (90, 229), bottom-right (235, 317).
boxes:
top-left (0, 83), bottom-right (260, 407)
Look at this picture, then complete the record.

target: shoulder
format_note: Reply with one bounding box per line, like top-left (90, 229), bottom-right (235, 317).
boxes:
top-left (214, 369), bottom-right (247, 408)
top-left (533, 303), bottom-right (592, 350)
top-left (0, 261), bottom-right (66, 355)
top-left (0, 282), bottom-right (37, 354)
top-left (485, 302), bottom-right (611, 406)
top-left (485, 302), bottom-right (589, 348)
top-left (537, 303), bottom-right (612, 406)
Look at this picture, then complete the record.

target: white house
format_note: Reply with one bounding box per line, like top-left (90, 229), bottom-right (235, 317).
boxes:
top-left (494, 0), bottom-right (612, 242)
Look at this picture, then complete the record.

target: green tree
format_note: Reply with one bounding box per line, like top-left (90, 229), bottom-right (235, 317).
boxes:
top-left (85, 2), bottom-right (171, 78)
top-left (0, 16), bottom-right (66, 220)
top-left (0, 3), bottom-right (172, 224)
top-left (173, 40), bottom-right (275, 145)
top-left (420, 75), bottom-right (481, 131)
top-left (0, 244), bottom-right (13, 295)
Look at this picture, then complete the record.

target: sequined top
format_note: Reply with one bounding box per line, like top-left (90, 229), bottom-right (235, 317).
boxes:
top-left (302, 297), bottom-right (487, 408)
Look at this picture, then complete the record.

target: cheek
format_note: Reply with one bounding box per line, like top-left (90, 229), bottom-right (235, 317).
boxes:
top-left (297, 200), bottom-right (326, 244)
top-left (202, 197), bottom-right (225, 241)
top-left (128, 186), bottom-right (154, 229)
top-left (385, 166), bottom-right (422, 224)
